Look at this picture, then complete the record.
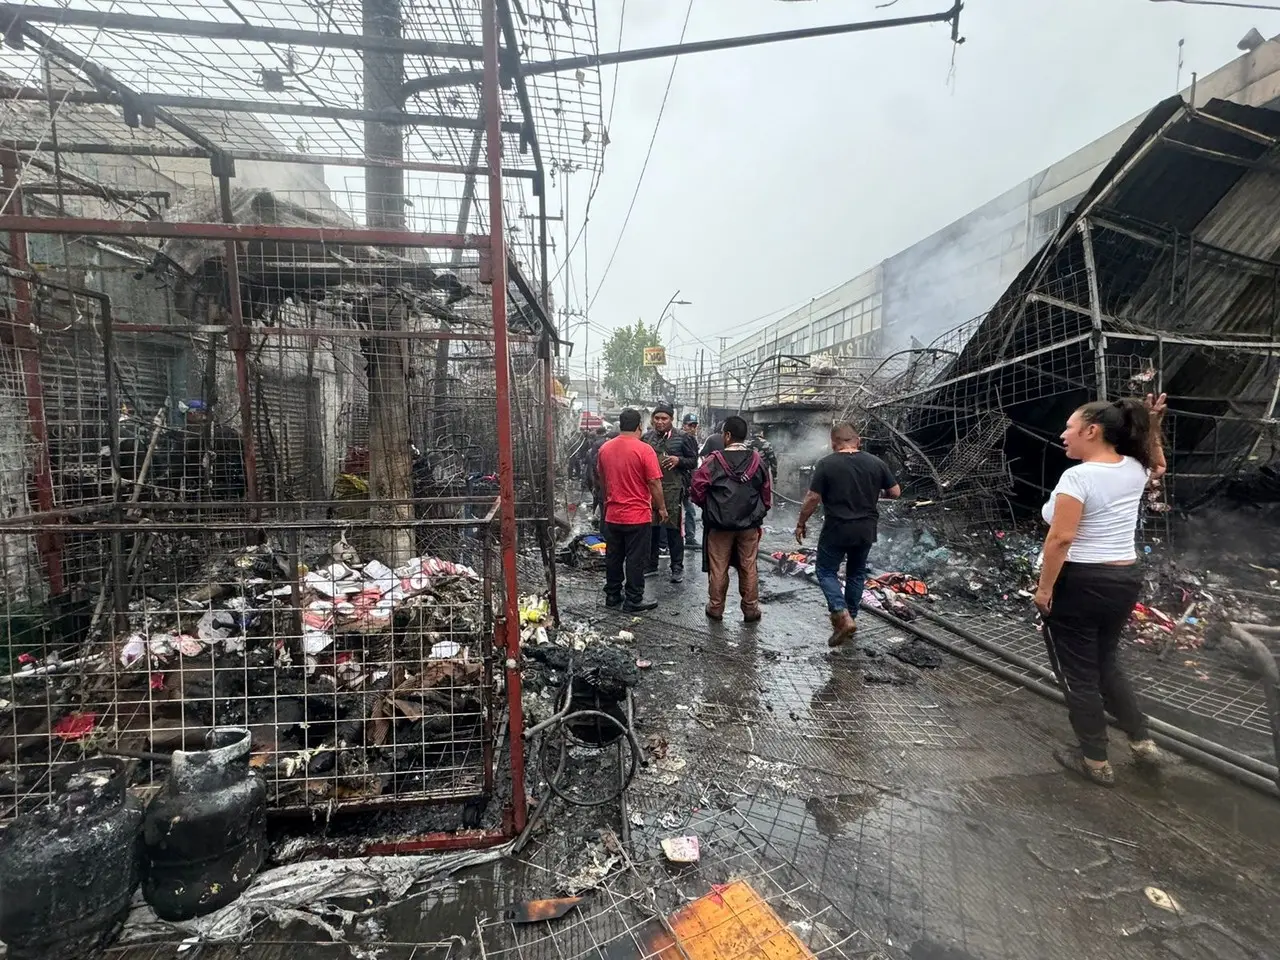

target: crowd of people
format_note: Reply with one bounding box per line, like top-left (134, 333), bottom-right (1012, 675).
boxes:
top-left (576, 390), bottom-right (1171, 788)
top-left (585, 408), bottom-right (896, 639)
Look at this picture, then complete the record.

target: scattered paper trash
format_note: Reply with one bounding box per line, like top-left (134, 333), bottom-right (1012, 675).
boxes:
top-left (430, 640), bottom-right (462, 659)
top-left (1144, 886), bottom-right (1182, 914)
top-left (661, 836), bottom-right (700, 863)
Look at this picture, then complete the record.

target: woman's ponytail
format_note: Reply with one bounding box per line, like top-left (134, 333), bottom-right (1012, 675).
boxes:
top-left (1077, 397), bottom-right (1153, 468)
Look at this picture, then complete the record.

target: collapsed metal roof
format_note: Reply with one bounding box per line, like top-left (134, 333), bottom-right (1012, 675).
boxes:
top-left (869, 97), bottom-right (1280, 509)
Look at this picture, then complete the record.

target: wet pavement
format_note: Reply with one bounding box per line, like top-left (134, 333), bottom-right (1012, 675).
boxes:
top-left (108, 549), bottom-right (1280, 960)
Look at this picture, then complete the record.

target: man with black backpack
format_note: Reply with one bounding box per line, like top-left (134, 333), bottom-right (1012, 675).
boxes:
top-left (690, 415), bottom-right (772, 622)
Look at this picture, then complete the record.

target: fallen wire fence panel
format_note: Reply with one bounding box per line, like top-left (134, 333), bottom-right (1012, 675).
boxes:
top-left (907, 603), bottom-right (1278, 763)
top-left (478, 805), bottom-right (878, 960)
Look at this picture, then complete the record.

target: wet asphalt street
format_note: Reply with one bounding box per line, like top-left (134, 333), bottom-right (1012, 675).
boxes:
top-left (107, 535), bottom-right (1280, 960)
top-left (529, 545), bottom-right (1280, 960)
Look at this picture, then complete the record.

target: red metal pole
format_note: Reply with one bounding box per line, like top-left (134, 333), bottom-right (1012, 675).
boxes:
top-left (483, 0), bottom-right (526, 833)
top-left (1, 151), bottom-right (63, 593)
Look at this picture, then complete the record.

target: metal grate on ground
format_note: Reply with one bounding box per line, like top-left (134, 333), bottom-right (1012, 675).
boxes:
top-left (478, 804), bottom-right (880, 960)
top-left (931, 606), bottom-right (1274, 737)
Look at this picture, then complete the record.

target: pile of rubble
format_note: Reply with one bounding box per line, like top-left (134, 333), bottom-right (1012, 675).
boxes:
top-left (3, 541), bottom-right (490, 810)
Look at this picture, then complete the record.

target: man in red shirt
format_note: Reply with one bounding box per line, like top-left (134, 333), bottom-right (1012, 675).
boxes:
top-left (596, 408), bottom-right (667, 611)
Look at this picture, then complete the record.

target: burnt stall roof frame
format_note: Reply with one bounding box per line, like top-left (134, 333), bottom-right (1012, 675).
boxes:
top-left (0, 0), bottom-right (606, 177)
top-left (878, 96), bottom-right (1280, 508)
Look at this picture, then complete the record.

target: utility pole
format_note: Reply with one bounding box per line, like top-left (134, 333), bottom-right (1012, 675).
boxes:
top-left (518, 212), bottom-right (563, 292)
top-left (697, 349), bottom-right (704, 419)
top-left (362, 0), bottom-right (414, 564)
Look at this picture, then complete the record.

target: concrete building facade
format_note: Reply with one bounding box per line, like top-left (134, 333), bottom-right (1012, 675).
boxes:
top-left (721, 35), bottom-right (1280, 375)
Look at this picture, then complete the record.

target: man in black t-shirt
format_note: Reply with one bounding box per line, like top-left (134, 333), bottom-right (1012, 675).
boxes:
top-left (795, 422), bottom-right (900, 646)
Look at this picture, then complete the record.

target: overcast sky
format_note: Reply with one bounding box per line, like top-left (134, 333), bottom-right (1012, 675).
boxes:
top-left (549, 0), bottom-right (1280, 375)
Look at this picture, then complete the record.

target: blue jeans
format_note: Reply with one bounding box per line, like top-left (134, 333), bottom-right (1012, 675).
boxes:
top-left (683, 498), bottom-right (697, 542)
top-left (815, 538), bottom-right (873, 617)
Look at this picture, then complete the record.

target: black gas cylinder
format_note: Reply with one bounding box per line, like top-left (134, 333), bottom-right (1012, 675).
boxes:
top-left (141, 726), bottom-right (267, 920)
top-left (0, 758), bottom-right (143, 960)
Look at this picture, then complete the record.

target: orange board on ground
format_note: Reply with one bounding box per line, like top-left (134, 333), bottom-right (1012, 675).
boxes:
top-left (648, 879), bottom-right (817, 960)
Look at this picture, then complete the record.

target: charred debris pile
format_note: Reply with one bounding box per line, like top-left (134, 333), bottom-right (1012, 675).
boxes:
top-left (2, 539), bottom-right (490, 817)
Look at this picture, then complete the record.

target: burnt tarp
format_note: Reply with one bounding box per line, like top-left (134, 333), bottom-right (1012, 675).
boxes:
top-left (878, 96), bottom-right (1280, 509)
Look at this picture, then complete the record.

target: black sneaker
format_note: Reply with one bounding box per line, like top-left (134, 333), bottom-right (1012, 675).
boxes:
top-left (604, 596), bottom-right (622, 608)
top-left (669, 569), bottom-right (684, 583)
top-left (622, 599), bottom-right (658, 613)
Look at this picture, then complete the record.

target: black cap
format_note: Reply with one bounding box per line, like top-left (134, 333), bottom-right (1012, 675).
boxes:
top-left (682, 413), bottom-right (699, 425)
top-left (653, 402), bottom-right (675, 416)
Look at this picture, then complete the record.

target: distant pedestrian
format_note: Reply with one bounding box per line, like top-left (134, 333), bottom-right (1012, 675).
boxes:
top-left (643, 403), bottom-right (698, 583)
top-left (795, 422), bottom-right (900, 646)
top-left (681, 412), bottom-right (701, 547)
top-left (748, 424), bottom-right (778, 481)
top-left (691, 415), bottom-right (771, 623)
top-left (596, 409), bottom-right (667, 612)
top-left (1035, 394), bottom-right (1167, 786)
top-left (700, 421), bottom-right (725, 459)
top-left (583, 425), bottom-right (609, 523)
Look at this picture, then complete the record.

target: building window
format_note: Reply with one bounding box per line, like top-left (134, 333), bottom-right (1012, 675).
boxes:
top-left (1032, 193), bottom-right (1085, 246)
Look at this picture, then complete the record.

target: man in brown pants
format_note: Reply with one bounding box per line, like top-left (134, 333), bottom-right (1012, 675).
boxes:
top-left (690, 415), bottom-right (773, 622)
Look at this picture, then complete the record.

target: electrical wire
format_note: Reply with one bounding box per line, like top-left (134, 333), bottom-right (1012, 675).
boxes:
top-left (587, 0), bottom-right (697, 311)
top-left (1150, 0), bottom-right (1280, 10)
top-left (546, 0), bottom-right (627, 291)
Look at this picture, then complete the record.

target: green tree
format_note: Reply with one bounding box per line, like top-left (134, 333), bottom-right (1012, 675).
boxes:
top-left (602, 320), bottom-right (661, 403)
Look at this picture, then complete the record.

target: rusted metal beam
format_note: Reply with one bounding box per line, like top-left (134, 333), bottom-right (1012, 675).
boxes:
top-left (0, 84), bottom-right (518, 131)
top-left (484, 0), bottom-right (527, 836)
top-left (404, 2), bottom-right (965, 96)
top-left (0, 214), bottom-right (486, 247)
top-left (0, 4), bottom-right (483, 60)
top-left (1, 131), bottom-right (537, 177)
top-left (0, 151), bottom-right (63, 593)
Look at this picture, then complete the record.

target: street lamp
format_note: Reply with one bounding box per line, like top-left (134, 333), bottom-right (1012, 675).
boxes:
top-left (655, 289), bottom-right (692, 343)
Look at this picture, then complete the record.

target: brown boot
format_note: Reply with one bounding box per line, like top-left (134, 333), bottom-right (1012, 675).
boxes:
top-left (828, 610), bottom-right (855, 647)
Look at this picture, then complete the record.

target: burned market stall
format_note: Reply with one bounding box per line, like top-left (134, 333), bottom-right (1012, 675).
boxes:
top-left (0, 0), bottom-right (580, 844)
top-left (867, 97), bottom-right (1280, 515)
top-left (0, 185), bottom-right (555, 833)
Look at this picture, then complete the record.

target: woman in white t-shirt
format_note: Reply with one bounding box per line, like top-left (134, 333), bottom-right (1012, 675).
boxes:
top-left (1034, 394), bottom-right (1167, 786)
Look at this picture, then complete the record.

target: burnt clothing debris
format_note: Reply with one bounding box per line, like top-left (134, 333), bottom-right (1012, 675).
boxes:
top-left (557, 532), bottom-right (608, 570)
top-left (524, 642), bottom-right (640, 703)
top-left (3, 541), bottom-right (488, 812)
top-left (889, 638), bottom-right (942, 670)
